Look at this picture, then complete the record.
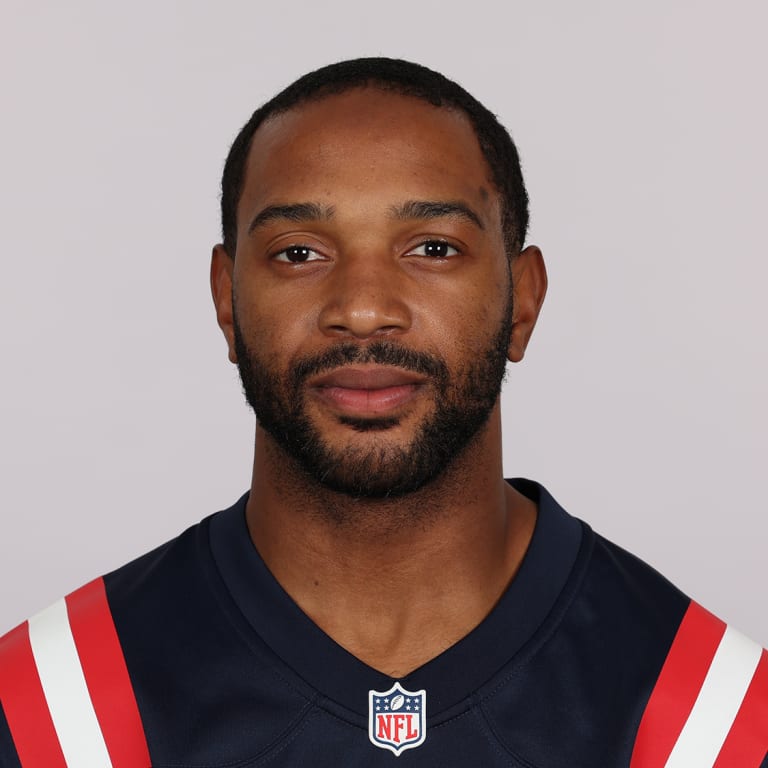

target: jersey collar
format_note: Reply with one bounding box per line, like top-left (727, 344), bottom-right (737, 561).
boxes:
top-left (209, 479), bottom-right (583, 717)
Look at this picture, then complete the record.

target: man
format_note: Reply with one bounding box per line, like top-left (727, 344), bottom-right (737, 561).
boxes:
top-left (0, 57), bottom-right (765, 767)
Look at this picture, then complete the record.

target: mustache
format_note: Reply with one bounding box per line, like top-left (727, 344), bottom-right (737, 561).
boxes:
top-left (290, 340), bottom-right (448, 385)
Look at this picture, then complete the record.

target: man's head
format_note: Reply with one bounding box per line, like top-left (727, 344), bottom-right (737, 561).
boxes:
top-left (211, 60), bottom-right (546, 503)
top-left (220, 58), bottom-right (529, 260)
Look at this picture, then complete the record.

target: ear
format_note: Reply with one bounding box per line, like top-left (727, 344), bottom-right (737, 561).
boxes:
top-left (210, 244), bottom-right (238, 364)
top-left (507, 245), bottom-right (547, 363)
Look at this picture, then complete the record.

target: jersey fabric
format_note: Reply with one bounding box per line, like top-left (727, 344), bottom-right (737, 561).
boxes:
top-left (1, 480), bottom-right (766, 767)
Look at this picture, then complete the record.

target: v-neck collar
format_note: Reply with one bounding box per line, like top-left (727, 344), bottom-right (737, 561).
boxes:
top-left (208, 479), bottom-right (583, 717)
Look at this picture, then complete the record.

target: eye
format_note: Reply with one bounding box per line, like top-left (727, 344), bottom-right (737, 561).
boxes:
top-left (273, 245), bottom-right (325, 263)
top-left (407, 240), bottom-right (460, 259)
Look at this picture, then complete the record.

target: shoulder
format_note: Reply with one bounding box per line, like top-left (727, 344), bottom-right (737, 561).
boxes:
top-left (0, 517), bottom-right (210, 768)
top-left (582, 531), bottom-right (768, 766)
top-left (0, 496), bottom-right (312, 768)
top-left (0, 575), bottom-right (151, 768)
top-left (629, 597), bottom-right (768, 766)
top-left (497, 482), bottom-right (768, 766)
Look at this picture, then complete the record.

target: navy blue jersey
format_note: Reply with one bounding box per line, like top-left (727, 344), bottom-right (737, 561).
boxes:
top-left (1, 480), bottom-right (766, 767)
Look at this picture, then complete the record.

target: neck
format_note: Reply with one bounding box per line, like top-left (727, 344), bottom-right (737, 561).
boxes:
top-left (244, 409), bottom-right (536, 677)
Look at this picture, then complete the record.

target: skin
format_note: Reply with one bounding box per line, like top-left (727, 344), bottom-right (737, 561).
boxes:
top-left (211, 88), bottom-right (547, 677)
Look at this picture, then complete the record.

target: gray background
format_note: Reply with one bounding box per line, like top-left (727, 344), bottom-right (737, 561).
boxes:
top-left (1, 1), bottom-right (766, 641)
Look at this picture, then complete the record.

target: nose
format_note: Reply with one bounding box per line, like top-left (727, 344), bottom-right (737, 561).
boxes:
top-left (317, 253), bottom-right (412, 340)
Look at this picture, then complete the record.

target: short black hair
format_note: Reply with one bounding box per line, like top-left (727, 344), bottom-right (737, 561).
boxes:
top-left (220, 57), bottom-right (529, 257)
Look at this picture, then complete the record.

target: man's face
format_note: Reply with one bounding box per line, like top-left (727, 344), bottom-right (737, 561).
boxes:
top-left (224, 89), bottom-right (517, 498)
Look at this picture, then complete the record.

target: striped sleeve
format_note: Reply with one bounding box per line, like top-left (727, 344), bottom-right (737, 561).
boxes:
top-left (631, 601), bottom-right (768, 768)
top-left (0, 578), bottom-right (150, 768)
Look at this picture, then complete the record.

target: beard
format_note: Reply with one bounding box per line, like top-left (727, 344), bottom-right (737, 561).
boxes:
top-left (233, 299), bottom-right (512, 500)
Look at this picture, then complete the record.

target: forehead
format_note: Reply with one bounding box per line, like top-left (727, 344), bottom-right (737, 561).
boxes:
top-left (238, 88), bottom-right (499, 224)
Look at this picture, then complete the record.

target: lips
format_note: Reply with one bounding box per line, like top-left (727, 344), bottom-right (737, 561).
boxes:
top-left (309, 366), bottom-right (427, 416)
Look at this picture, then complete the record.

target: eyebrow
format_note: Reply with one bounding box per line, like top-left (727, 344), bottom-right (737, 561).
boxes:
top-left (390, 200), bottom-right (485, 230)
top-left (247, 199), bottom-right (485, 235)
top-left (248, 202), bottom-right (335, 234)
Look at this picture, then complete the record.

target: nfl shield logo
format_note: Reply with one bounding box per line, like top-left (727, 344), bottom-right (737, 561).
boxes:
top-left (368, 682), bottom-right (426, 756)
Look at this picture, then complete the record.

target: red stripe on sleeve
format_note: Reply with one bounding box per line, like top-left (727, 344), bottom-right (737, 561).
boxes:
top-left (0, 622), bottom-right (67, 768)
top-left (66, 578), bottom-right (151, 768)
top-left (713, 649), bottom-right (768, 767)
top-left (630, 601), bottom-right (726, 768)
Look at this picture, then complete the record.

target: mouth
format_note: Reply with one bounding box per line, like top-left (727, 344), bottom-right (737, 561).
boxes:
top-left (308, 366), bottom-right (427, 417)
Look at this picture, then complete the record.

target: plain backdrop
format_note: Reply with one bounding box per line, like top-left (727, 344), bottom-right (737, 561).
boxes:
top-left (1, 1), bottom-right (765, 642)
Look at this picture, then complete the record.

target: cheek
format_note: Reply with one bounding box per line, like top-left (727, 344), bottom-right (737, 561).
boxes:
top-left (234, 278), bottom-right (319, 357)
top-left (421, 273), bottom-right (509, 354)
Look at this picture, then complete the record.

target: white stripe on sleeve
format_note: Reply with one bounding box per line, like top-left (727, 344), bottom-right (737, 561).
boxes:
top-left (664, 625), bottom-right (762, 768)
top-left (28, 598), bottom-right (114, 768)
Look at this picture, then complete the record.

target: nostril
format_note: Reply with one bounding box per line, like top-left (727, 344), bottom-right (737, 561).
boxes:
top-left (324, 324), bottom-right (404, 339)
